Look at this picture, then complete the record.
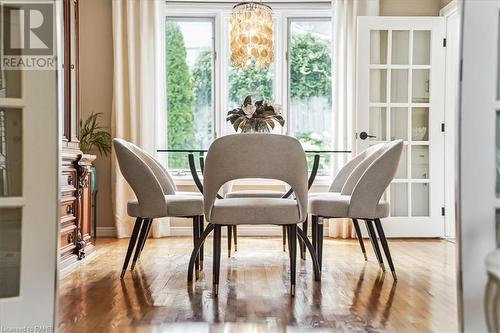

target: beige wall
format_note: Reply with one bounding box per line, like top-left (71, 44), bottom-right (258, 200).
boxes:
top-left (78, 0), bottom-right (452, 231)
top-left (380, 0), bottom-right (447, 16)
top-left (79, 0), bottom-right (114, 228)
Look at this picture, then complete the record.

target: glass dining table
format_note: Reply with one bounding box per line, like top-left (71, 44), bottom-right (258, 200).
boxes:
top-left (156, 148), bottom-right (352, 197)
top-left (156, 147), bottom-right (352, 281)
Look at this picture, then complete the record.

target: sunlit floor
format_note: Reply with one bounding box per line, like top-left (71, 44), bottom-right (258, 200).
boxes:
top-left (58, 237), bottom-right (457, 332)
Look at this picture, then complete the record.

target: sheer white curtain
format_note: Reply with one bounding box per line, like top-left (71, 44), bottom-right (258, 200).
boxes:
top-left (111, 0), bottom-right (169, 238)
top-left (329, 0), bottom-right (379, 238)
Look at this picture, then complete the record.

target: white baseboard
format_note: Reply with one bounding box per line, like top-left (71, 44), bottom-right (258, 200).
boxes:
top-left (170, 224), bottom-right (328, 237)
top-left (96, 225), bottom-right (328, 237)
top-left (96, 227), bottom-right (117, 237)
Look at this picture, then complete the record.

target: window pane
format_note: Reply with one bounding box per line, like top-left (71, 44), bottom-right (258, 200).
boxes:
top-left (391, 30), bottom-right (409, 65)
top-left (391, 183), bottom-right (408, 216)
top-left (289, 19), bottom-right (332, 174)
top-left (0, 208), bottom-right (21, 298)
top-left (412, 183), bottom-right (429, 216)
top-left (0, 109), bottom-right (22, 197)
top-left (370, 30), bottom-right (388, 64)
top-left (166, 19), bottom-right (214, 170)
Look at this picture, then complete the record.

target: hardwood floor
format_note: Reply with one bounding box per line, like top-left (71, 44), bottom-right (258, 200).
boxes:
top-left (58, 237), bottom-right (458, 332)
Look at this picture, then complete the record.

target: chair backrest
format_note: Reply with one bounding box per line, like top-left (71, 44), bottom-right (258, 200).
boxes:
top-left (203, 134), bottom-right (308, 221)
top-left (340, 143), bottom-right (387, 195)
top-left (127, 143), bottom-right (177, 194)
top-left (348, 140), bottom-right (404, 218)
top-left (329, 143), bottom-right (385, 192)
top-left (113, 138), bottom-right (167, 218)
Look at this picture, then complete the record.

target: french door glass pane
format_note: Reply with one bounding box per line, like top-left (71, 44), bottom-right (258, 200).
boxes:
top-left (395, 145), bottom-right (408, 179)
top-left (0, 70), bottom-right (21, 98)
top-left (166, 18), bottom-right (214, 170)
top-left (390, 107), bottom-right (408, 140)
top-left (412, 183), bottom-right (430, 216)
top-left (370, 30), bottom-right (388, 64)
top-left (412, 69), bottom-right (430, 103)
top-left (391, 183), bottom-right (408, 216)
top-left (412, 107), bottom-right (429, 141)
top-left (391, 30), bottom-right (409, 65)
top-left (391, 69), bottom-right (408, 103)
top-left (413, 31), bottom-right (431, 65)
top-left (369, 107), bottom-right (386, 141)
top-left (370, 69), bottom-right (387, 103)
top-left (0, 208), bottom-right (21, 298)
top-left (411, 145), bottom-right (429, 179)
top-left (0, 109), bottom-right (22, 197)
top-left (289, 19), bottom-right (332, 174)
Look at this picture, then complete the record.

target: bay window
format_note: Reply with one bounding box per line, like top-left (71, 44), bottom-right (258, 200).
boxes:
top-left (164, 3), bottom-right (333, 176)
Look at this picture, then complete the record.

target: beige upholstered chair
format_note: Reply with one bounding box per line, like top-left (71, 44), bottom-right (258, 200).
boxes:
top-left (309, 140), bottom-right (403, 279)
top-left (113, 139), bottom-right (204, 279)
top-left (309, 143), bottom-right (386, 260)
top-left (190, 133), bottom-right (318, 296)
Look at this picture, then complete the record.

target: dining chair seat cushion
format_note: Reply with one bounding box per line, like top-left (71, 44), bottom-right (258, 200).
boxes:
top-left (308, 193), bottom-right (390, 219)
top-left (127, 195), bottom-right (203, 218)
top-left (210, 198), bottom-right (300, 225)
top-left (225, 190), bottom-right (285, 198)
top-left (175, 191), bottom-right (202, 196)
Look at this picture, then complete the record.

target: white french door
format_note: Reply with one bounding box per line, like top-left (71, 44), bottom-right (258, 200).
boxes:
top-left (357, 17), bottom-right (446, 237)
top-left (0, 0), bottom-right (60, 329)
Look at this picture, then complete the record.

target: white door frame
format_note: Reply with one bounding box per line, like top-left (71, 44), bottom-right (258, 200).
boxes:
top-left (440, 0), bottom-right (459, 240)
top-left (357, 16), bottom-right (446, 237)
top-left (0, 0), bottom-right (61, 329)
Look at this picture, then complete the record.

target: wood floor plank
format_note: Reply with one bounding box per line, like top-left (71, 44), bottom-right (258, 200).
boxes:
top-left (58, 237), bottom-right (458, 332)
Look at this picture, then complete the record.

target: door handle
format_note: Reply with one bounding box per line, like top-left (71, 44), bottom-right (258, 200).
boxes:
top-left (359, 131), bottom-right (376, 140)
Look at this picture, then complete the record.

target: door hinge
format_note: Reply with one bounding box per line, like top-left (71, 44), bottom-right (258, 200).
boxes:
top-left (214, 51), bottom-right (217, 60)
top-left (441, 123), bottom-right (445, 132)
top-left (441, 207), bottom-right (446, 216)
top-left (443, 38), bottom-right (447, 47)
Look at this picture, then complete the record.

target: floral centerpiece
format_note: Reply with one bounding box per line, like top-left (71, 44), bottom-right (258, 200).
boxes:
top-left (226, 95), bottom-right (284, 133)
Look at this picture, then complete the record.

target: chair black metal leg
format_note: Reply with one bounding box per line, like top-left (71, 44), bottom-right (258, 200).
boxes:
top-left (365, 219), bottom-right (385, 272)
top-left (282, 226), bottom-right (287, 252)
top-left (297, 228), bottom-right (321, 281)
top-left (120, 217), bottom-right (143, 279)
top-left (192, 216), bottom-right (200, 278)
top-left (198, 215), bottom-right (204, 270)
top-left (213, 225), bottom-right (222, 296)
top-left (188, 224), bottom-right (215, 282)
top-left (300, 217), bottom-right (308, 260)
top-left (227, 225), bottom-right (232, 257)
top-left (352, 218), bottom-right (368, 261)
top-left (137, 218), bottom-right (153, 260)
top-left (131, 218), bottom-right (150, 270)
top-left (317, 217), bottom-right (324, 271)
top-left (374, 218), bottom-right (396, 280)
top-left (312, 215), bottom-right (318, 252)
top-left (287, 224), bottom-right (297, 296)
top-left (233, 225), bottom-right (238, 251)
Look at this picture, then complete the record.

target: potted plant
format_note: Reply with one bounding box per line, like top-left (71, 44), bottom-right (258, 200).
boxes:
top-left (79, 112), bottom-right (111, 241)
top-left (227, 95), bottom-right (284, 133)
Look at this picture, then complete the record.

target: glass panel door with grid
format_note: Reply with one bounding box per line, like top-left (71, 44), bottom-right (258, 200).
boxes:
top-left (357, 17), bottom-right (446, 237)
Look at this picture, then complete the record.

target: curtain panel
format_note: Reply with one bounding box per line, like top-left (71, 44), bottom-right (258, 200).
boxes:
top-left (329, 0), bottom-right (379, 238)
top-left (111, 0), bottom-right (169, 238)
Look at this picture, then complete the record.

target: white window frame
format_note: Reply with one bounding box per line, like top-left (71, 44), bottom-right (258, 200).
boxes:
top-left (163, 2), bottom-right (333, 183)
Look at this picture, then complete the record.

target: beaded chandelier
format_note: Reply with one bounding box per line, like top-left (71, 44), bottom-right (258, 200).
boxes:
top-left (230, 1), bottom-right (275, 68)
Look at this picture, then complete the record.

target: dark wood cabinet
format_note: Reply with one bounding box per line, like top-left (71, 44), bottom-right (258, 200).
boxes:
top-left (60, 0), bottom-right (95, 269)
